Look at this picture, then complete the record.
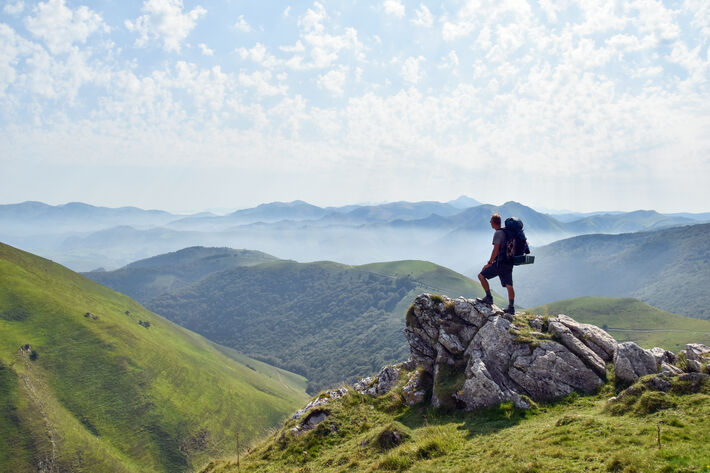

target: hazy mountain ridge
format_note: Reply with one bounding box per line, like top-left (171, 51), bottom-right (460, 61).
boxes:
top-left (3, 198), bottom-right (708, 273)
top-left (516, 223), bottom-right (710, 319)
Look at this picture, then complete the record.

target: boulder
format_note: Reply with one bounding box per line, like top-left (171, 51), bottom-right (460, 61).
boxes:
top-left (614, 342), bottom-right (658, 384)
top-left (553, 314), bottom-right (617, 362)
top-left (649, 347), bottom-right (677, 365)
top-left (679, 344), bottom-right (710, 373)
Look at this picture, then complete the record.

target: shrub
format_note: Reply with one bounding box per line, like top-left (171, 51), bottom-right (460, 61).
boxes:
top-left (635, 391), bottom-right (676, 415)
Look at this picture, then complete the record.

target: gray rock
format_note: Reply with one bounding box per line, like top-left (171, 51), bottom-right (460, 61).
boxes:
top-left (548, 321), bottom-right (607, 378)
top-left (376, 365), bottom-right (400, 395)
top-left (649, 347), bottom-right (677, 366)
top-left (454, 359), bottom-right (507, 409)
top-left (292, 387), bottom-right (348, 419)
top-left (680, 344), bottom-right (710, 373)
top-left (402, 370), bottom-right (429, 406)
top-left (509, 342), bottom-right (604, 401)
top-left (554, 314), bottom-right (617, 362)
top-left (660, 362), bottom-right (683, 375)
top-left (614, 342), bottom-right (658, 384)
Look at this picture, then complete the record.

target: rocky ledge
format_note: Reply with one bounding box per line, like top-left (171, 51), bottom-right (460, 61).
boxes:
top-left (359, 294), bottom-right (710, 410)
top-left (288, 294), bottom-right (709, 433)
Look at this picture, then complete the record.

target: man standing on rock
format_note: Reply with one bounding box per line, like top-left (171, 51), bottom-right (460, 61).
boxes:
top-left (477, 213), bottom-right (515, 315)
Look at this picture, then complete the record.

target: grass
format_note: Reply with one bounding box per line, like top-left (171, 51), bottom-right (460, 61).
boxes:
top-left (201, 373), bottom-right (710, 473)
top-left (0, 242), bottom-right (308, 472)
top-left (529, 297), bottom-right (710, 351)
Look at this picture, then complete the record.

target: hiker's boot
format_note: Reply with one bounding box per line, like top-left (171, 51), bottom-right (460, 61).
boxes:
top-left (476, 294), bottom-right (493, 305)
top-left (504, 305), bottom-right (515, 315)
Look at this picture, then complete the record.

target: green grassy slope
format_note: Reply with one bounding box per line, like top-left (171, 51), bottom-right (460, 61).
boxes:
top-left (84, 246), bottom-right (278, 303)
top-left (146, 259), bottom-right (500, 394)
top-left (0, 242), bottom-right (307, 473)
top-left (529, 297), bottom-right (710, 352)
top-left (515, 223), bottom-right (710, 319)
top-left (202, 376), bottom-right (710, 473)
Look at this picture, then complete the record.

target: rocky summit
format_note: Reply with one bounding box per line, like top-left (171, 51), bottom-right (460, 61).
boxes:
top-left (356, 294), bottom-right (710, 410)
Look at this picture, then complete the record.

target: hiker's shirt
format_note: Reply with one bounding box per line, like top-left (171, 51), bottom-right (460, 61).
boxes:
top-left (492, 229), bottom-right (510, 268)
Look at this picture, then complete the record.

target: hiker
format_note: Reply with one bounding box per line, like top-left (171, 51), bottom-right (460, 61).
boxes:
top-left (477, 213), bottom-right (515, 315)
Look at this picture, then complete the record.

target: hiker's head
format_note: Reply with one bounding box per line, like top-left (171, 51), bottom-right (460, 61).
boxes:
top-left (490, 213), bottom-right (501, 229)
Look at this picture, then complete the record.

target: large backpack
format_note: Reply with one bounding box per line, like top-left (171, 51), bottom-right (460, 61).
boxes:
top-left (500, 217), bottom-right (531, 265)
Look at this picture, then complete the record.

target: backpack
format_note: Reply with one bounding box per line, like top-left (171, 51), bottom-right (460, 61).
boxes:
top-left (500, 217), bottom-right (531, 265)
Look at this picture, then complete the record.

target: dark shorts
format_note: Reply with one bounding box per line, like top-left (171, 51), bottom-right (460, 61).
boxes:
top-left (480, 262), bottom-right (513, 288)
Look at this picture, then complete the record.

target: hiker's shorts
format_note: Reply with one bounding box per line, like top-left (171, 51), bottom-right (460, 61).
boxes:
top-left (480, 262), bottom-right (513, 288)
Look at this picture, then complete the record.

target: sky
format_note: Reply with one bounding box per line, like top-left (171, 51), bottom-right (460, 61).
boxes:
top-left (0, 0), bottom-right (709, 213)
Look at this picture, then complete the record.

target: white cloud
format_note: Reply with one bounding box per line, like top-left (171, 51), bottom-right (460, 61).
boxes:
top-left (0, 24), bottom-right (33, 95)
top-left (383, 0), bottom-right (405, 18)
top-left (238, 70), bottom-right (287, 96)
top-left (401, 56), bottom-right (425, 84)
top-left (233, 14), bottom-right (251, 33)
top-left (438, 50), bottom-right (459, 69)
top-left (3, 1), bottom-right (24, 15)
top-left (318, 65), bottom-right (348, 96)
top-left (412, 4), bottom-right (433, 27)
top-left (125, 0), bottom-right (206, 52)
top-left (236, 42), bottom-right (280, 68)
top-left (284, 2), bottom-right (363, 70)
top-left (283, 6), bottom-right (291, 18)
top-left (198, 43), bottom-right (213, 56)
top-left (25, 0), bottom-right (107, 54)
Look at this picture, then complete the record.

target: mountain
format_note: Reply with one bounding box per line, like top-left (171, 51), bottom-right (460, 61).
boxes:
top-left (565, 210), bottom-right (697, 234)
top-left (84, 246), bottom-right (278, 303)
top-left (447, 195), bottom-right (482, 209)
top-left (0, 242), bottom-right (307, 472)
top-left (320, 201), bottom-right (464, 224)
top-left (126, 259), bottom-right (502, 394)
top-left (529, 297), bottom-right (710, 351)
top-left (201, 294), bottom-right (710, 473)
top-left (515, 223), bottom-right (710, 319)
top-left (0, 201), bottom-right (179, 235)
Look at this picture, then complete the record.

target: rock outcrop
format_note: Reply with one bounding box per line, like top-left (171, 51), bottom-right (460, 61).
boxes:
top-left (293, 294), bottom-right (708, 424)
top-left (401, 294), bottom-right (619, 409)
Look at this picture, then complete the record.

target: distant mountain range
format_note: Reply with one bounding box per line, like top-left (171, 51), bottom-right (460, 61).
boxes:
top-left (516, 223), bottom-right (710, 319)
top-left (0, 243), bottom-right (307, 472)
top-left (2, 198), bottom-right (707, 272)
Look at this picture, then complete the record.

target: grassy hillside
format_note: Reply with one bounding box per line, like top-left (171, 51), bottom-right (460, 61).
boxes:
top-left (0, 242), bottom-right (307, 473)
top-left (145, 259), bottom-right (500, 394)
top-left (529, 297), bottom-right (710, 352)
top-left (201, 376), bottom-right (710, 473)
top-left (84, 246), bottom-right (278, 303)
top-left (515, 223), bottom-right (710, 319)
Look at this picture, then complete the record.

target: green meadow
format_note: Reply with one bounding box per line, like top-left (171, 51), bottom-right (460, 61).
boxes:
top-left (0, 242), bottom-right (308, 472)
top-left (201, 372), bottom-right (710, 473)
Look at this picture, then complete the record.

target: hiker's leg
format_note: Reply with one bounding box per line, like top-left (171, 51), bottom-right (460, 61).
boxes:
top-left (478, 273), bottom-right (490, 292)
top-left (505, 285), bottom-right (515, 301)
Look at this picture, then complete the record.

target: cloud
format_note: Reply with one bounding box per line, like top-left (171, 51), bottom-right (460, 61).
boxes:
top-left (401, 56), bottom-right (425, 84)
top-left (125, 0), bottom-right (206, 52)
top-left (438, 50), bottom-right (459, 69)
top-left (412, 4), bottom-right (433, 27)
top-left (283, 6), bottom-right (291, 18)
top-left (233, 14), bottom-right (251, 32)
top-left (238, 70), bottom-right (287, 96)
top-left (24, 0), bottom-right (107, 54)
top-left (383, 0), bottom-right (405, 18)
top-left (236, 42), bottom-right (280, 68)
top-left (198, 43), bottom-right (213, 56)
top-left (283, 2), bottom-right (363, 70)
top-left (318, 65), bottom-right (348, 96)
top-left (3, 1), bottom-right (24, 15)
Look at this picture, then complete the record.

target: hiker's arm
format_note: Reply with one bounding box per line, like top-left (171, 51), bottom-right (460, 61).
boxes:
top-left (484, 244), bottom-right (500, 269)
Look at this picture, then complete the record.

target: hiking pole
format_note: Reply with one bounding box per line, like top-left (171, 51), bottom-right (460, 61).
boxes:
top-left (236, 432), bottom-right (240, 471)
